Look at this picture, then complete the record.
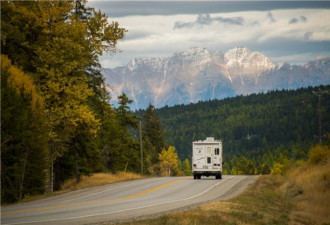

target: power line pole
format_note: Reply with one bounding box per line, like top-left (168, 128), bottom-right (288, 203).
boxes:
top-left (313, 90), bottom-right (328, 144)
top-left (139, 120), bottom-right (143, 174)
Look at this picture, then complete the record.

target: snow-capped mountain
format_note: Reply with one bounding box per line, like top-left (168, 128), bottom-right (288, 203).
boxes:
top-left (103, 47), bottom-right (330, 109)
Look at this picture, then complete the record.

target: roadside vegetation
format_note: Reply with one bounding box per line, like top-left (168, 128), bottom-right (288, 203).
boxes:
top-left (117, 143), bottom-right (330, 225)
top-left (1, 1), bottom-right (179, 204)
top-left (19, 172), bottom-right (144, 203)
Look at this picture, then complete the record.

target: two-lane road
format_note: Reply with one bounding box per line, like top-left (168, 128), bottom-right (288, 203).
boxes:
top-left (1, 175), bottom-right (257, 225)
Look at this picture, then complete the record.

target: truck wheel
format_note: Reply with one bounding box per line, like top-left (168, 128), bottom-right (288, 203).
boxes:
top-left (193, 174), bottom-right (196, 180)
top-left (198, 175), bottom-right (201, 179)
top-left (219, 173), bottom-right (222, 179)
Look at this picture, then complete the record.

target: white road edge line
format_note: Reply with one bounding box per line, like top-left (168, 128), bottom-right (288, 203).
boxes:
top-left (3, 176), bottom-right (235, 225)
top-left (13, 178), bottom-right (161, 208)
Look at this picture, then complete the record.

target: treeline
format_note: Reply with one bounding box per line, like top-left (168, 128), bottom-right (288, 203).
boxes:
top-left (1, 1), bottom-right (178, 204)
top-left (150, 86), bottom-right (330, 174)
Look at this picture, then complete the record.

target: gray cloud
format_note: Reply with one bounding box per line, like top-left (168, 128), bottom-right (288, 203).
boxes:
top-left (289, 15), bottom-right (307, 24)
top-left (124, 31), bottom-right (151, 41)
top-left (300, 16), bottom-right (307, 22)
top-left (173, 21), bottom-right (194, 29)
top-left (304, 32), bottom-right (313, 40)
top-left (267, 12), bottom-right (276, 23)
top-left (289, 18), bottom-right (299, 24)
top-left (196, 14), bottom-right (213, 25)
top-left (214, 16), bottom-right (244, 25)
top-left (88, 1), bottom-right (330, 18)
top-left (174, 14), bottom-right (245, 30)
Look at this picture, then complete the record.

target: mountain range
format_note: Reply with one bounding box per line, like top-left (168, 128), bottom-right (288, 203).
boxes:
top-left (102, 47), bottom-right (330, 109)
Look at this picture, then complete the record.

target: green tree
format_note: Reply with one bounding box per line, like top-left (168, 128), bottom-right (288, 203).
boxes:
top-left (143, 104), bottom-right (165, 161)
top-left (231, 157), bottom-right (256, 175)
top-left (1, 0), bottom-right (127, 192)
top-left (113, 93), bottom-right (140, 173)
top-left (222, 162), bottom-right (231, 175)
top-left (258, 163), bottom-right (271, 175)
top-left (182, 159), bottom-right (192, 175)
top-left (1, 55), bottom-right (48, 202)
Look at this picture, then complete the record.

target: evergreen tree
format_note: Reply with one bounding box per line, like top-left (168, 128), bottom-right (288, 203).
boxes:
top-left (1, 0), bottom-right (127, 193)
top-left (143, 104), bottom-right (166, 164)
top-left (1, 55), bottom-right (48, 202)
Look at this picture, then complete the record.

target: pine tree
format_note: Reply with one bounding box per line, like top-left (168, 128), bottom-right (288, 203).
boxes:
top-left (143, 104), bottom-right (166, 164)
top-left (1, 55), bottom-right (48, 202)
top-left (1, 0), bottom-right (127, 192)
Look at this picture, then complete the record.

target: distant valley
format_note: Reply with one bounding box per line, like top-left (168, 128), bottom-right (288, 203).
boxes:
top-left (103, 47), bottom-right (330, 109)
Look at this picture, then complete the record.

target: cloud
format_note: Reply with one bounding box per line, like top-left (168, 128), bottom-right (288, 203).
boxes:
top-left (304, 32), bottom-right (313, 40)
top-left (267, 12), bottom-right (276, 23)
top-left (174, 14), bottom-right (245, 30)
top-left (214, 16), bottom-right (244, 25)
top-left (97, 8), bottom-right (330, 68)
top-left (289, 18), bottom-right (299, 24)
top-left (197, 14), bottom-right (213, 25)
top-left (300, 16), bottom-right (307, 22)
top-left (289, 15), bottom-right (307, 24)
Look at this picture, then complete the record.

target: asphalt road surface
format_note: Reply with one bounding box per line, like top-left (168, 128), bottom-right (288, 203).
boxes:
top-left (1, 175), bottom-right (257, 225)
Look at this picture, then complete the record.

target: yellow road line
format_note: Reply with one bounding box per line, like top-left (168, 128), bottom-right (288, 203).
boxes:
top-left (2, 178), bottom-right (188, 215)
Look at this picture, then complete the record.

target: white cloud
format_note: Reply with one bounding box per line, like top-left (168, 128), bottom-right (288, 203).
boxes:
top-left (101, 9), bottom-right (330, 68)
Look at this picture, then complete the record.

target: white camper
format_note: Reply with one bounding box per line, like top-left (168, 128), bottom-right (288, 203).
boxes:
top-left (192, 137), bottom-right (222, 179)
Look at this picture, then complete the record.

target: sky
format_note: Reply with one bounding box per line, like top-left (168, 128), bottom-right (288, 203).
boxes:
top-left (87, 1), bottom-right (330, 68)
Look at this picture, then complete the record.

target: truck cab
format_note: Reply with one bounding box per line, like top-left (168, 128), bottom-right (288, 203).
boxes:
top-left (192, 137), bottom-right (222, 179)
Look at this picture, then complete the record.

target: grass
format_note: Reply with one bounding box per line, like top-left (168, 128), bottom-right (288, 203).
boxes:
top-left (116, 159), bottom-right (330, 225)
top-left (19, 172), bottom-right (144, 203)
top-left (284, 160), bottom-right (330, 225)
top-left (60, 172), bottom-right (145, 191)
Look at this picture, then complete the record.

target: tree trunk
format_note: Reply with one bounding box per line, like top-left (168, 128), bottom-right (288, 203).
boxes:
top-left (75, 141), bottom-right (81, 184)
top-left (19, 146), bottom-right (29, 199)
top-left (75, 154), bottom-right (80, 183)
top-left (124, 159), bottom-right (129, 173)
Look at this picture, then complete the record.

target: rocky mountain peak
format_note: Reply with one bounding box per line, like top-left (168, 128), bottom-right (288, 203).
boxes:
top-left (224, 46), bottom-right (251, 61)
top-left (103, 47), bottom-right (329, 110)
top-left (224, 46), bottom-right (274, 75)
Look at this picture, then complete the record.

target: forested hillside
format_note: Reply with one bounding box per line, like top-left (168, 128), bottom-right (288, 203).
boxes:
top-left (153, 86), bottom-right (330, 173)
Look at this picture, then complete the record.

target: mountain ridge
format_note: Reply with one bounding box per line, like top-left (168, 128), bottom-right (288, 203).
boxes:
top-left (103, 47), bottom-right (330, 109)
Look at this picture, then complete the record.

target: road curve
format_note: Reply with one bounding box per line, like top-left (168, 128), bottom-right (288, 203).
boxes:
top-left (1, 175), bottom-right (257, 225)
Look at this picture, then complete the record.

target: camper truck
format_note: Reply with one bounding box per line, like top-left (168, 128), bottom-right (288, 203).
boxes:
top-left (192, 137), bottom-right (222, 179)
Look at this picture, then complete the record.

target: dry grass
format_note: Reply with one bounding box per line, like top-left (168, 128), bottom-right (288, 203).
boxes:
top-left (284, 160), bottom-right (330, 225)
top-left (61, 172), bottom-right (144, 191)
top-left (19, 172), bottom-right (144, 203)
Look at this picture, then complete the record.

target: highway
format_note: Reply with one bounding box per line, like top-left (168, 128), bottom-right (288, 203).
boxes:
top-left (1, 175), bottom-right (257, 225)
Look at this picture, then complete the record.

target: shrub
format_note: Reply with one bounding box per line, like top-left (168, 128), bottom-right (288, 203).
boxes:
top-left (308, 145), bottom-right (329, 165)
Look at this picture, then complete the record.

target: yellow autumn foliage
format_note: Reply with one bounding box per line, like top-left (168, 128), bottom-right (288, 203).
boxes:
top-left (158, 146), bottom-right (179, 176)
top-left (1, 55), bottom-right (43, 110)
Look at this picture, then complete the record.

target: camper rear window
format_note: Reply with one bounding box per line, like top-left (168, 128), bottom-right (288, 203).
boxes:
top-left (207, 157), bottom-right (211, 164)
top-left (215, 148), bottom-right (219, 155)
